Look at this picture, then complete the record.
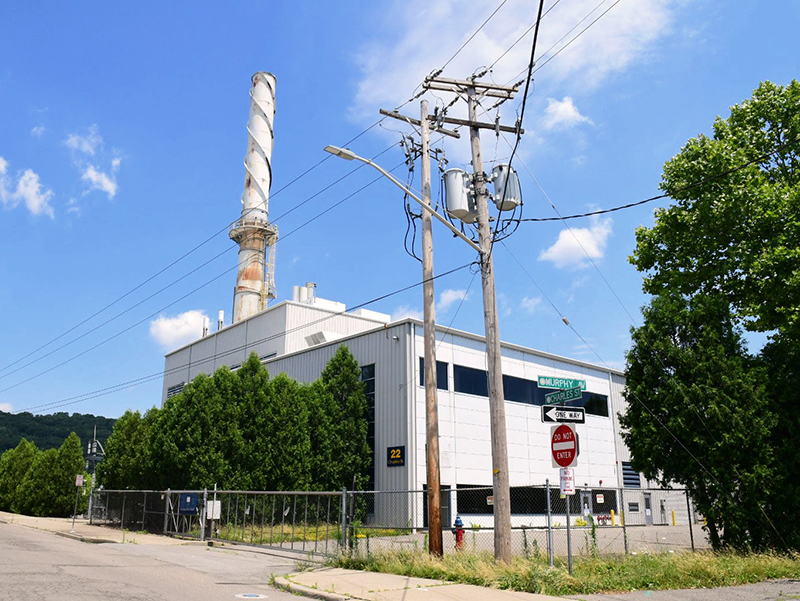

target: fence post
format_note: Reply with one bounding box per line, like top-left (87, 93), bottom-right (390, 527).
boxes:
top-left (566, 492), bottom-right (572, 575)
top-left (163, 489), bottom-right (170, 535)
top-left (201, 488), bottom-right (207, 542)
top-left (686, 490), bottom-right (695, 552)
top-left (620, 487), bottom-right (628, 555)
top-left (341, 487), bottom-right (348, 552)
top-left (546, 479), bottom-right (553, 567)
top-left (121, 492), bottom-right (126, 531)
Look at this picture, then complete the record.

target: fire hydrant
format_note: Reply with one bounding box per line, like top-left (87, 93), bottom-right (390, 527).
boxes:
top-left (452, 516), bottom-right (465, 551)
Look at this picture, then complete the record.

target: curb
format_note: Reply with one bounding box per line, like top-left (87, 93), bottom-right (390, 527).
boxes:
top-left (273, 576), bottom-right (351, 601)
top-left (53, 531), bottom-right (117, 544)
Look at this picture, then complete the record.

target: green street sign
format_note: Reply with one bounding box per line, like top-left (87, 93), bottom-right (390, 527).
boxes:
top-left (538, 376), bottom-right (587, 390)
top-left (545, 386), bottom-right (583, 405)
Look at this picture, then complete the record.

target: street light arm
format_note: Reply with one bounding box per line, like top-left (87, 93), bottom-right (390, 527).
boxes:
top-left (324, 146), bottom-right (483, 255)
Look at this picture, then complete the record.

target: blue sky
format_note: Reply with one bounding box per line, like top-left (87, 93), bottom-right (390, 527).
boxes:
top-left (0, 1), bottom-right (796, 418)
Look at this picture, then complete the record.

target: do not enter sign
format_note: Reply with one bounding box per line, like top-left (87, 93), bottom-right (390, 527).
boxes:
top-left (551, 424), bottom-right (578, 468)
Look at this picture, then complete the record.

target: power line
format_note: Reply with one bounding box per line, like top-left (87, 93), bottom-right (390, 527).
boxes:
top-left (439, 0), bottom-right (510, 74)
top-left (488, 0), bottom-right (563, 71)
top-left (0, 158), bottom-right (410, 396)
top-left (515, 146), bottom-right (785, 222)
top-left (0, 141), bottom-right (401, 383)
top-left (14, 263), bottom-right (474, 415)
top-left (0, 120), bottom-right (389, 378)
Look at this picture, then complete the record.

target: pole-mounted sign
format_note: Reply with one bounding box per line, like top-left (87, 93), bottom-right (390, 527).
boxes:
top-left (542, 405), bottom-right (585, 424)
top-left (551, 424), bottom-right (578, 468)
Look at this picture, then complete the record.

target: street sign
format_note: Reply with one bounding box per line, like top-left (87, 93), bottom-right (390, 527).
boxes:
top-left (541, 405), bottom-right (585, 423)
top-left (560, 468), bottom-right (575, 495)
top-left (551, 424), bottom-right (578, 468)
top-left (544, 386), bottom-right (583, 405)
top-left (75, 474), bottom-right (84, 487)
top-left (538, 376), bottom-right (586, 390)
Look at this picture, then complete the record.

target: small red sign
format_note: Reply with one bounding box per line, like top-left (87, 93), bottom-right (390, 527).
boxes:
top-left (551, 424), bottom-right (577, 468)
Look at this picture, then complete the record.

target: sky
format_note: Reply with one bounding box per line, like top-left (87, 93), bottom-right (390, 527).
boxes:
top-left (0, 0), bottom-right (796, 418)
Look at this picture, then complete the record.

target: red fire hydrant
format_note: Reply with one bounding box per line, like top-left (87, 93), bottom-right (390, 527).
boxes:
top-left (452, 516), bottom-right (465, 551)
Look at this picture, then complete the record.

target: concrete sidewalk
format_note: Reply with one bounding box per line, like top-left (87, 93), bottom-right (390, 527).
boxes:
top-left (275, 567), bottom-right (564, 601)
top-left (0, 510), bottom-right (189, 545)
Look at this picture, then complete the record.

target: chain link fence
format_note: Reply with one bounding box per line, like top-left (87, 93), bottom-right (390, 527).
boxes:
top-left (89, 485), bottom-right (707, 560)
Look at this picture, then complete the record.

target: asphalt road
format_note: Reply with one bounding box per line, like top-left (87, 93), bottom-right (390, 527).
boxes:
top-left (0, 520), bottom-right (302, 601)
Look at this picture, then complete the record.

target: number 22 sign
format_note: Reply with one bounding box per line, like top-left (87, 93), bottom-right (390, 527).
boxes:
top-left (387, 446), bottom-right (405, 467)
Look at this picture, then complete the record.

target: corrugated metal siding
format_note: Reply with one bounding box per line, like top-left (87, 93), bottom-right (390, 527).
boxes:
top-left (610, 373), bottom-right (631, 488)
top-left (267, 323), bottom-right (411, 495)
top-left (282, 304), bottom-right (388, 354)
top-left (162, 346), bottom-right (192, 403)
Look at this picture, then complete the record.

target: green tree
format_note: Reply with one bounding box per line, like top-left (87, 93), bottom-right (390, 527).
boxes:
top-left (317, 345), bottom-right (370, 491)
top-left (621, 294), bottom-right (774, 549)
top-left (16, 448), bottom-right (60, 516)
top-left (53, 432), bottom-right (87, 516)
top-left (627, 80), bottom-right (800, 550)
top-left (0, 438), bottom-right (38, 512)
top-left (96, 409), bottom-right (158, 490)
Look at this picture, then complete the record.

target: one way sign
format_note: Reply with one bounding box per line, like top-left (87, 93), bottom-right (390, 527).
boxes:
top-left (541, 406), bottom-right (585, 424)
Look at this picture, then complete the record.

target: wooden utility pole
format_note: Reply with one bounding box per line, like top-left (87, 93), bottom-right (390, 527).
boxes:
top-left (419, 99), bottom-right (443, 556)
top-left (422, 74), bottom-right (521, 563)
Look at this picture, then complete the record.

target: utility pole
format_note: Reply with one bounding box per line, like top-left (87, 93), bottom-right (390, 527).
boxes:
top-left (422, 74), bottom-right (522, 563)
top-left (419, 99), bottom-right (443, 556)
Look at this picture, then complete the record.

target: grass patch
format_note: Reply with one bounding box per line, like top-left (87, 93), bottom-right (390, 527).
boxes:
top-left (332, 549), bottom-right (800, 596)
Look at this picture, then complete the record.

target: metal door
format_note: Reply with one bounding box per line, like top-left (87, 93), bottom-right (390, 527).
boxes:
top-left (643, 493), bottom-right (653, 526)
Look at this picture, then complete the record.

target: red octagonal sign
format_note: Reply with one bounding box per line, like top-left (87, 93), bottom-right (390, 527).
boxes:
top-left (551, 424), bottom-right (577, 468)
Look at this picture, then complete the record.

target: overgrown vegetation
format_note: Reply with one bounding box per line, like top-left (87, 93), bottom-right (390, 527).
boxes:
top-left (624, 80), bottom-right (800, 551)
top-left (0, 411), bottom-right (114, 453)
top-left (0, 432), bottom-right (89, 517)
top-left (334, 550), bottom-right (800, 596)
top-left (97, 346), bottom-right (370, 492)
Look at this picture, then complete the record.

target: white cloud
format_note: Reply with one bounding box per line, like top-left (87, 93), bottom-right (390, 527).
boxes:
top-left (391, 305), bottom-right (423, 321)
top-left (539, 216), bottom-right (612, 269)
top-left (65, 124), bottom-right (102, 156)
top-left (149, 310), bottom-right (208, 351)
top-left (111, 157), bottom-right (121, 170)
top-left (82, 165), bottom-right (118, 198)
top-left (0, 156), bottom-right (55, 218)
top-left (541, 97), bottom-right (593, 130)
top-left (0, 403), bottom-right (13, 413)
top-left (66, 198), bottom-right (80, 215)
top-left (30, 125), bottom-right (46, 138)
top-left (438, 288), bottom-right (470, 313)
top-left (350, 0), bottom-right (674, 132)
top-left (521, 296), bottom-right (542, 313)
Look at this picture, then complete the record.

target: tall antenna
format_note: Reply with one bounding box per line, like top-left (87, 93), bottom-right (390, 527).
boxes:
top-left (229, 71), bottom-right (279, 323)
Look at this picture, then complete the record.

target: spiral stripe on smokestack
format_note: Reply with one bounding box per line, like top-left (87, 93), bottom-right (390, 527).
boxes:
top-left (230, 71), bottom-right (279, 323)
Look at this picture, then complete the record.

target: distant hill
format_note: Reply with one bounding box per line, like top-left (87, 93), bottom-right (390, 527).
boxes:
top-left (0, 411), bottom-right (116, 453)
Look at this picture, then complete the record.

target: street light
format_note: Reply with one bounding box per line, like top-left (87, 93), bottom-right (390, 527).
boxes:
top-left (325, 139), bottom-right (481, 556)
top-left (323, 146), bottom-right (481, 254)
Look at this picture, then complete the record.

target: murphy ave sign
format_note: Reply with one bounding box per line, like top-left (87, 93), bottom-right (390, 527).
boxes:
top-left (538, 376), bottom-right (587, 390)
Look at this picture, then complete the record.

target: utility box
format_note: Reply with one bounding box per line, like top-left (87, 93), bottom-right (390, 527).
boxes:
top-left (491, 164), bottom-right (521, 211)
top-left (179, 493), bottom-right (198, 515)
top-left (443, 168), bottom-right (478, 223)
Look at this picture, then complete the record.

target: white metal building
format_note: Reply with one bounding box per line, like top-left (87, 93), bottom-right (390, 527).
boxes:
top-left (160, 284), bottom-right (667, 525)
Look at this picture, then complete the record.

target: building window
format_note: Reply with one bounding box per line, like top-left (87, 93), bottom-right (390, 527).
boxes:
top-left (628, 502), bottom-right (640, 513)
top-left (259, 352), bottom-right (277, 362)
top-left (419, 358), bottom-right (449, 390)
top-left (622, 462), bottom-right (641, 488)
top-left (453, 365), bottom-right (489, 397)
top-left (456, 485), bottom-right (493, 514)
top-left (577, 393), bottom-right (609, 417)
top-left (166, 383), bottom-right (185, 399)
top-left (502, 375), bottom-right (543, 405)
top-left (361, 364), bottom-right (376, 492)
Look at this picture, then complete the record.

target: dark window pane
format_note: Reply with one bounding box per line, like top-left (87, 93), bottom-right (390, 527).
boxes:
top-left (456, 485), bottom-right (493, 514)
top-left (581, 393), bottom-right (609, 417)
top-left (503, 375), bottom-right (544, 405)
top-left (361, 364), bottom-right (375, 380)
top-left (453, 365), bottom-right (489, 397)
top-left (419, 358), bottom-right (450, 391)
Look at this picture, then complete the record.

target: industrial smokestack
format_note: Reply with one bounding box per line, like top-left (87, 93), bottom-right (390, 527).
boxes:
top-left (229, 72), bottom-right (279, 323)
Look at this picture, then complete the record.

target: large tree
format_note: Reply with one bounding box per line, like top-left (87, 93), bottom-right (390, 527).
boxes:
top-left (626, 80), bottom-right (800, 550)
top-left (621, 294), bottom-right (774, 549)
top-left (0, 438), bottom-right (38, 512)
